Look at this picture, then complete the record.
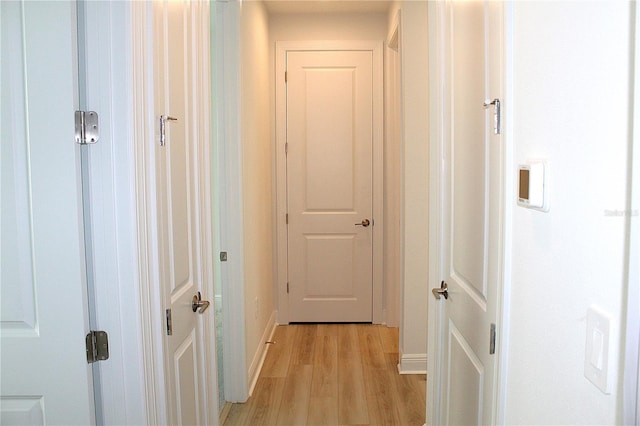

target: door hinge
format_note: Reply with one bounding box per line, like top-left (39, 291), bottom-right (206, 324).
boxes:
top-left (166, 308), bottom-right (173, 336)
top-left (285, 71), bottom-right (287, 83)
top-left (286, 282), bottom-right (289, 293)
top-left (285, 142), bottom-right (288, 154)
top-left (483, 98), bottom-right (501, 135)
top-left (75, 111), bottom-right (99, 145)
top-left (85, 330), bottom-right (109, 363)
top-left (286, 213), bottom-right (289, 224)
top-left (489, 323), bottom-right (496, 355)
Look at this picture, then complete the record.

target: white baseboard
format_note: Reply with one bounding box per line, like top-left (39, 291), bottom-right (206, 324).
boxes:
top-left (247, 311), bottom-right (277, 396)
top-left (398, 352), bottom-right (427, 374)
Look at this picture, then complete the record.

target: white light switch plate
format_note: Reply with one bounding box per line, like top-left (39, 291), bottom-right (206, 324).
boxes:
top-left (584, 306), bottom-right (612, 394)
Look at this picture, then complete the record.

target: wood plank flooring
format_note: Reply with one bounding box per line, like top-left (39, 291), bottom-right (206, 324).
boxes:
top-left (223, 324), bottom-right (426, 426)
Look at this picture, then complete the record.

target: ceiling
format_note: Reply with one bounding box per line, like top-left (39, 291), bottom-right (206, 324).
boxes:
top-left (262, 0), bottom-right (393, 15)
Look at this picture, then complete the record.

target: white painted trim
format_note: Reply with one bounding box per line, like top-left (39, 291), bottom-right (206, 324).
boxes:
top-left (384, 9), bottom-right (402, 329)
top-left (623, 4), bottom-right (640, 424)
top-left (81, 2), bottom-right (148, 424)
top-left (247, 311), bottom-right (277, 397)
top-left (497, 2), bottom-right (515, 424)
top-left (274, 40), bottom-right (385, 324)
top-left (215, 1), bottom-right (249, 403)
top-left (130, 2), bottom-right (168, 424)
top-left (192, 3), bottom-right (219, 424)
top-left (398, 353), bottom-right (427, 375)
top-left (426, 2), bottom-right (446, 425)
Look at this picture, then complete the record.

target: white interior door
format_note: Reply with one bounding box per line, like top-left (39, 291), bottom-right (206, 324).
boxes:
top-left (154, 2), bottom-right (213, 424)
top-left (431, 1), bottom-right (505, 424)
top-left (0, 1), bottom-right (95, 424)
top-left (287, 50), bottom-right (374, 323)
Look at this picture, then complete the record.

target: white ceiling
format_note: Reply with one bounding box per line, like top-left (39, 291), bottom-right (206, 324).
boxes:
top-left (262, 0), bottom-right (393, 15)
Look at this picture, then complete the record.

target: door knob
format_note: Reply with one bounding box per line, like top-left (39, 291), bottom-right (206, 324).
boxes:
top-left (355, 219), bottom-right (371, 227)
top-left (432, 281), bottom-right (449, 300)
top-left (192, 291), bottom-right (210, 313)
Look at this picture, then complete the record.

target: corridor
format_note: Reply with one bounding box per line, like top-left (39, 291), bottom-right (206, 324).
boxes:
top-left (223, 324), bottom-right (426, 425)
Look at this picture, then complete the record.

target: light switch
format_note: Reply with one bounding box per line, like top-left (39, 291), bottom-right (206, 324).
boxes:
top-left (584, 306), bottom-right (612, 394)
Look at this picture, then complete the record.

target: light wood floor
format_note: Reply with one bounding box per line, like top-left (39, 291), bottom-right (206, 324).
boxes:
top-left (223, 324), bottom-right (426, 426)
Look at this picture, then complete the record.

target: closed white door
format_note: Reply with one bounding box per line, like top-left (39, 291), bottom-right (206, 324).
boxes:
top-left (432, 1), bottom-right (504, 424)
top-left (287, 50), bottom-right (374, 322)
top-left (0, 1), bottom-right (95, 424)
top-left (154, 2), bottom-right (213, 424)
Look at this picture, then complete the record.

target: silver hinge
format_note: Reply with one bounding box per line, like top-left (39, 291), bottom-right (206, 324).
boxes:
top-left (159, 115), bottom-right (178, 147)
top-left (85, 330), bottom-right (109, 363)
top-left (166, 308), bottom-right (173, 336)
top-left (286, 213), bottom-right (289, 224)
top-left (483, 98), bottom-right (501, 135)
top-left (489, 323), bottom-right (496, 354)
top-left (286, 282), bottom-right (289, 294)
top-left (75, 111), bottom-right (99, 145)
top-left (285, 71), bottom-right (287, 82)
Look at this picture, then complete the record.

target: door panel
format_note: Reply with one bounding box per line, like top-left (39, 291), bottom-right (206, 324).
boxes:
top-left (0, 1), bottom-right (94, 424)
top-left (437, 1), bottom-right (504, 424)
top-left (154, 2), bottom-right (211, 424)
top-left (287, 50), bottom-right (373, 322)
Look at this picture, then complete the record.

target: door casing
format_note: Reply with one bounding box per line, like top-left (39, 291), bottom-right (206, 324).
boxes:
top-left (275, 40), bottom-right (384, 325)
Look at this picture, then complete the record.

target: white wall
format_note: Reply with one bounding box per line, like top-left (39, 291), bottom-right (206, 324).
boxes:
top-left (505, 2), bottom-right (632, 424)
top-left (384, 5), bottom-right (402, 328)
top-left (390, 0), bottom-right (430, 373)
top-left (240, 0), bottom-right (276, 393)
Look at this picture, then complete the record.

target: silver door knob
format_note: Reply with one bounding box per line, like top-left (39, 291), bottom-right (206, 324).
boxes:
top-left (355, 219), bottom-right (371, 227)
top-left (192, 291), bottom-right (210, 313)
top-left (432, 281), bottom-right (449, 300)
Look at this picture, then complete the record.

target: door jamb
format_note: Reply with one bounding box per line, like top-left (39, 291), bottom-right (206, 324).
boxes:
top-left (214, 0), bottom-right (249, 403)
top-left (624, 3), bottom-right (640, 423)
top-left (274, 40), bottom-right (384, 324)
top-left (426, 3), bottom-right (447, 423)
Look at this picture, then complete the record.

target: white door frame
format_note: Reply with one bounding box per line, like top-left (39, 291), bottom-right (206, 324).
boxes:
top-left (213, 0), bottom-right (250, 403)
top-left (81, 2), bottom-right (152, 424)
top-left (275, 40), bottom-right (384, 324)
top-left (81, 1), bottom-right (221, 423)
top-left (624, 4), bottom-right (640, 423)
top-left (426, 1), bottom-right (511, 423)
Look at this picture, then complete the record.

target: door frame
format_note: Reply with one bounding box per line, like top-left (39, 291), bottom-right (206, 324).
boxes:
top-left (274, 40), bottom-right (384, 324)
top-left (426, 1), bottom-right (511, 423)
top-left (624, 3), bottom-right (640, 423)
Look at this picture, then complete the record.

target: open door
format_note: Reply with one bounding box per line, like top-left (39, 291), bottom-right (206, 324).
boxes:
top-left (428, 1), bottom-right (506, 424)
top-left (153, 1), bottom-right (216, 424)
top-left (0, 1), bottom-right (95, 424)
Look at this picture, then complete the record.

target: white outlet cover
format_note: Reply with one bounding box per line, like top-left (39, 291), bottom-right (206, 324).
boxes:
top-left (584, 306), bottom-right (612, 394)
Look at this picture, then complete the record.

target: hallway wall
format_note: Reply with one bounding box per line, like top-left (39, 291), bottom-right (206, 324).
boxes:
top-left (240, 0), bottom-right (276, 392)
top-left (387, 0), bottom-right (430, 373)
top-left (506, 2), bottom-right (632, 423)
